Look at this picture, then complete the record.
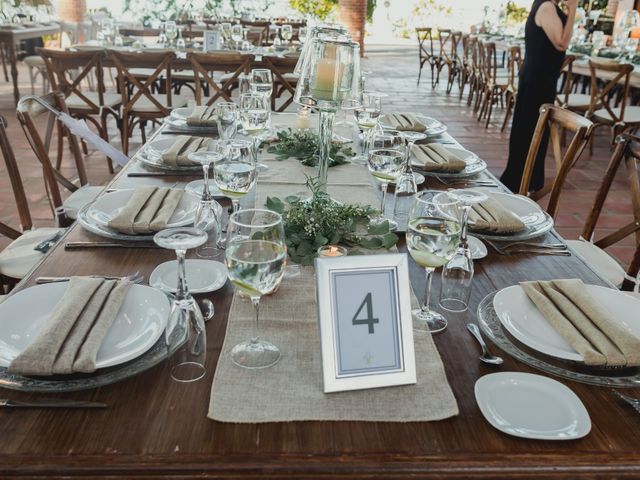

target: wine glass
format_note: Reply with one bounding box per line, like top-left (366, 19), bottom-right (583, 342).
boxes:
top-left (393, 131), bottom-right (427, 227)
top-left (281, 24), bottom-right (293, 46)
top-left (220, 22), bottom-right (232, 46)
top-left (439, 189), bottom-right (488, 313)
top-left (214, 102), bottom-right (238, 141)
top-left (231, 24), bottom-right (243, 46)
top-left (214, 138), bottom-right (256, 215)
top-left (188, 143), bottom-right (228, 260)
top-left (407, 191), bottom-right (461, 334)
top-left (298, 26), bottom-right (308, 44)
top-left (367, 129), bottom-right (405, 230)
top-left (353, 92), bottom-right (383, 164)
top-left (226, 209), bottom-right (286, 369)
top-left (239, 92), bottom-right (270, 165)
top-left (176, 25), bottom-right (186, 50)
top-left (154, 227), bottom-right (209, 382)
top-left (250, 68), bottom-right (274, 100)
top-left (165, 21), bottom-right (178, 47)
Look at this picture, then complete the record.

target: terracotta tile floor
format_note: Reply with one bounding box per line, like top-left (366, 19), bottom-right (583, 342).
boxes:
top-left (0, 44), bottom-right (635, 267)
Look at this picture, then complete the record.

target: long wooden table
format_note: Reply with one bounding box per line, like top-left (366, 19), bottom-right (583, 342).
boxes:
top-left (0, 23), bottom-right (61, 105)
top-left (0, 116), bottom-right (638, 479)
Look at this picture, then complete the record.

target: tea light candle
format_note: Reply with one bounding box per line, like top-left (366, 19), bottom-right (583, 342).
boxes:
top-left (317, 245), bottom-right (348, 258)
top-left (310, 57), bottom-right (345, 102)
top-left (295, 107), bottom-right (311, 129)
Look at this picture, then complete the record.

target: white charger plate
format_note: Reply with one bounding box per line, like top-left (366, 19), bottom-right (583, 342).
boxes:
top-left (85, 189), bottom-right (199, 230)
top-left (0, 283), bottom-right (170, 370)
top-left (469, 192), bottom-right (554, 242)
top-left (170, 107), bottom-right (194, 120)
top-left (381, 113), bottom-right (447, 137)
top-left (137, 138), bottom-right (207, 172)
top-left (411, 145), bottom-right (487, 178)
top-left (475, 372), bottom-right (591, 440)
top-left (493, 284), bottom-right (640, 362)
top-left (468, 235), bottom-right (488, 260)
top-left (150, 259), bottom-right (228, 294)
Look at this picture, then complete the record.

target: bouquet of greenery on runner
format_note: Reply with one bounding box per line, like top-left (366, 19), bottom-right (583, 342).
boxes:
top-left (266, 128), bottom-right (355, 167)
top-left (265, 178), bottom-right (398, 266)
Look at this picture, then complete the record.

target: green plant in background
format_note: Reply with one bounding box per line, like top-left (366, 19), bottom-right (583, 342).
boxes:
top-left (505, 1), bottom-right (528, 25)
top-left (288, 0), bottom-right (377, 22)
top-left (265, 177), bottom-right (398, 265)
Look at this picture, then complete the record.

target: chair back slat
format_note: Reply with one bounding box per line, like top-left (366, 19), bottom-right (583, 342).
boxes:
top-left (262, 55), bottom-right (298, 112)
top-left (187, 52), bottom-right (254, 106)
top-left (586, 59), bottom-right (633, 123)
top-left (416, 27), bottom-right (436, 60)
top-left (518, 104), bottom-right (594, 218)
top-left (556, 54), bottom-right (577, 108)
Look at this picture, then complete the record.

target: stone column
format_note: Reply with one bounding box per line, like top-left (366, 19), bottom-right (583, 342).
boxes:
top-left (56, 0), bottom-right (86, 23)
top-left (338, 0), bottom-right (366, 56)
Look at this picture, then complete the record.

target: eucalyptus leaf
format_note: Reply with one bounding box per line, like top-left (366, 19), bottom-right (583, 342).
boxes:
top-left (367, 220), bottom-right (390, 235)
top-left (359, 237), bottom-right (384, 249)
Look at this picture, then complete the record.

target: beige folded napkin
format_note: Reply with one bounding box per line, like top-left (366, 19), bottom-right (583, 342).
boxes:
top-left (467, 194), bottom-right (525, 234)
top-left (186, 105), bottom-right (218, 127)
top-left (384, 112), bottom-right (426, 132)
top-left (520, 279), bottom-right (640, 366)
top-left (8, 277), bottom-right (132, 376)
top-left (411, 143), bottom-right (467, 173)
top-left (161, 136), bottom-right (211, 166)
top-left (108, 186), bottom-right (184, 235)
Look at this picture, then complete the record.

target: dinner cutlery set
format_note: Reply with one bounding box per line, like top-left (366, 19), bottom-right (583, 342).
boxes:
top-left (36, 273), bottom-right (145, 284)
top-left (64, 241), bottom-right (163, 250)
top-left (484, 239), bottom-right (571, 256)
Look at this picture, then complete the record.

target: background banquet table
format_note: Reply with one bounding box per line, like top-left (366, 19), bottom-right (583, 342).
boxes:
top-left (0, 114), bottom-right (639, 479)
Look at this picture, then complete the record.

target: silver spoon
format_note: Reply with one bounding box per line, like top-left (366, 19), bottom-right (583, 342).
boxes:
top-left (467, 323), bottom-right (503, 365)
top-left (200, 298), bottom-right (215, 322)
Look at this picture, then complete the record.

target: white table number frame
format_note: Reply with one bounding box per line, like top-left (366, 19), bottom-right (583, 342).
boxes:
top-left (315, 253), bottom-right (417, 393)
top-left (203, 30), bottom-right (221, 52)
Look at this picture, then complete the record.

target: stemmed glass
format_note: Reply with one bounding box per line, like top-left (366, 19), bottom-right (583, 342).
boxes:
top-left (176, 25), bottom-right (186, 50)
top-left (154, 227), bottom-right (209, 382)
top-left (298, 26), bottom-right (308, 43)
top-left (214, 102), bottom-right (238, 141)
top-left (226, 209), bottom-right (286, 369)
top-left (407, 191), bottom-right (461, 334)
top-left (239, 92), bottom-right (271, 167)
top-left (392, 131), bottom-right (427, 227)
top-left (353, 92), bottom-right (383, 164)
top-left (220, 22), bottom-right (232, 47)
top-left (367, 129), bottom-right (405, 230)
top-left (214, 138), bottom-right (256, 215)
top-left (231, 24), bottom-right (243, 46)
top-left (188, 142), bottom-right (229, 259)
top-left (250, 68), bottom-right (274, 100)
top-left (165, 21), bottom-right (178, 48)
top-left (439, 189), bottom-right (488, 313)
top-left (281, 24), bottom-right (293, 47)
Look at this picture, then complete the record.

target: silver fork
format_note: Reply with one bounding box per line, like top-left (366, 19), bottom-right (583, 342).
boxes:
top-left (613, 390), bottom-right (640, 413)
top-left (484, 239), bottom-right (570, 256)
top-left (433, 176), bottom-right (497, 187)
top-left (36, 272), bottom-right (144, 284)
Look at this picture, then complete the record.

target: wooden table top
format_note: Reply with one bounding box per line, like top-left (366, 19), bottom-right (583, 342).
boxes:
top-left (0, 23), bottom-right (61, 40)
top-left (1, 118), bottom-right (639, 479)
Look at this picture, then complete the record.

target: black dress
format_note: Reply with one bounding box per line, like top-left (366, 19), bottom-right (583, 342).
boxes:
top-left (500, 0), bottom-right (567, 192)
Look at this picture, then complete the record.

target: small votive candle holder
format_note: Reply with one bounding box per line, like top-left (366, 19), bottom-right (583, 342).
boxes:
top-left (317, 245), bottom-right (348, 258)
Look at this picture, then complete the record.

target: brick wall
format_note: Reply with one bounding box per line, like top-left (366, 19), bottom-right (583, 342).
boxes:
top-left (56, 0), bottom-right (86, 23)
top-left (338, 0), bottom-right (366, 56)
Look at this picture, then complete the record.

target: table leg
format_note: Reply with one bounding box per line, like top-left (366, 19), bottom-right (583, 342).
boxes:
top-left (8, 41), bottom-right (19, 106)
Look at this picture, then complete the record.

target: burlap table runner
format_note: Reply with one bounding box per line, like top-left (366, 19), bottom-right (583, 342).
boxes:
top-left (208, 126), bottom-right (458, 422)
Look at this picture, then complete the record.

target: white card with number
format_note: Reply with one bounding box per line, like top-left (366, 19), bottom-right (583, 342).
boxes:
top-left (203, 30), bottom-right (221, 52)
top-left (315, 253), bottom-right (417, 393)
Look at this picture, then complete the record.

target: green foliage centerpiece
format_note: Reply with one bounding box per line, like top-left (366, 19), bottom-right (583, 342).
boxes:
top-left (266, 128), bottom-right (355, 167)
top-left (265, 178), bottom-right (399, 265)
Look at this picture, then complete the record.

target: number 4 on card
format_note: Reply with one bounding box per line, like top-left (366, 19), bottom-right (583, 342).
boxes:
top-left (352, 293), bottom-right (379, 334)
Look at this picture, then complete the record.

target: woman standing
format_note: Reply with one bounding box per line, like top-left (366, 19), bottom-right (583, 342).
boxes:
top-left (500, 0), bottom-right (577, 192)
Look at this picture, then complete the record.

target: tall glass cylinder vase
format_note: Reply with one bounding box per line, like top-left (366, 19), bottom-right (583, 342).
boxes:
top-left (317, 108), bottom-right (335, 193)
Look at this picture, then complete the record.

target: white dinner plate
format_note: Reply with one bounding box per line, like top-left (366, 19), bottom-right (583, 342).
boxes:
top-left (137, 139), bottom-right (207, 172)
top-left (468, 235), bottom-right (488, 260)
top-left (170, 107), bottom-right (194, 120)
top-left (469, 191), bottom-right (554, 241)
top-left (411, 145), bottom-right (487, 178)
top-left (493, 284), bottom-right (640, 362)
top-left (0, 283), bottom-right (170, 370)
top-left (85, 189), bottom-right (199, 230)
top-left (381, 113), bottom-right (447, 137)
top-left (150, 259), bottom-right (228, 294)
top-left (475, 372), bottom-right (591, 440)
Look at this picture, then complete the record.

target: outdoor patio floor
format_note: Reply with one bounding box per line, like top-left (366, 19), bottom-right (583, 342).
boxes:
top-left (0, 44), bottom-right (635, 269)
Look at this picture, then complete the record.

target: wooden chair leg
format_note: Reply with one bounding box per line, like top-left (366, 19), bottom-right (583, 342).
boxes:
top-left (56, 121), bottom-right (64, 170)
top-left (485, 91), bottom-right (494, 128)
top-left (501, 94), bottom-right (514, 132)
top-left (100, 113), bottom-right (115, 174)
top-left (121, 114), bottom-right (130, 156)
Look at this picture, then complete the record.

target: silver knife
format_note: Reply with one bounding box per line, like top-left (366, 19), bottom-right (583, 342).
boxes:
top-left (65, 242), bottom-right (161, 250)
top-left (0, 399), bottom-right (107, 409)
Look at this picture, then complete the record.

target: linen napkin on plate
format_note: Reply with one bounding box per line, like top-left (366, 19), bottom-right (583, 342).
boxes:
top-left (161, 136), bottom-right (211, 166)
top-left (411, 143), bottom-right (467, 173)
top-left (467, 194), bottom-right (526, 234)
top-left (383, 112), bottom-right (426, 132)
top-left (8, 277), bottom-right (132, 376)
top-left (520, 279), bottom-right (640, 366)
top-left (186, 105), bottom-right (218, 127)
top-left (108, 186), bottom-right (184, 235)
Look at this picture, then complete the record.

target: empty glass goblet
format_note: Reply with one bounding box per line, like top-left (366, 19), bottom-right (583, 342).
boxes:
top-left (393, 131), bottom-right (427, 228)
top-left (353, 92), bottom-right (383, 164)
top-left (215, 102), bottom-right (238, 141)
top-left (239, 92), bottom-right (270, 166)
top-left (250, 68), bottom-right (274, 100)
top-left (214, 138), bottom-right (256, 215)
top-left (154, 227), bottom-right (209, 382)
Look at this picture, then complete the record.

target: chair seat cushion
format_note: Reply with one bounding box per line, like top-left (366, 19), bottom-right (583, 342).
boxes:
top-left (566, 239), bottom-right (626, 287)
top-left (62, 185), bottom-right (103, 219)
top-left (0, 227), bottom-right (65, 279)
top-left (130, 93), bottom-right (188, 113)
top-left (172, 69), bottom-right (196, 80)
top-left (67, 91), bottom-right (121, 110)
top-left (592, 106), bottom-right (640, 124)
top-left (128, 68), bottom-right (160, 77)
top-left (564, 93), bottom-right (593, 108)
top-left (23, 55), bottom-right (45, 66)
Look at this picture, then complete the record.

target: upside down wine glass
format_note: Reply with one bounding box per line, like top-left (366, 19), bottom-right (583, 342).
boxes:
top-left (213, 138), bottom-right (256, 215)
top-left (226, 209), bottom-right (287, 369)
top-left (353, 92), bottom-right (383, 164)
top-left (154, 227), bottom-right (208, 382)
top-left (239, 92), bottom-right (270, 170)
top-left (407, 191), bottom-right (461, 334)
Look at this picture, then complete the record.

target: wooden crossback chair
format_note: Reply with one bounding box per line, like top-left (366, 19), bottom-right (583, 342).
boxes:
top-left (437, 30), bottom-right (462, 94)
top-left (240, 20), bottom-right (270, 45)
top-left (477, 41), bottom-right (510, 128)
top-left (457, 34), bottom-right (474, 99)
top-left (585, 59), bottom-right (640, 143)
top-left (262, 55), bottom-right (298, 112)
top-left (17, 92), bottom-right (103, 222)
top-left (108, 50), bottom-right (186, 154)
top-left (416, 27), bottom-right (439, 87)
top-left (555, 54), bottom-right (593, 112)
top-left (0, 115), bottom-right (65, 291)
top-left (572, 133), bottom-right (640, 291)
top-left (38, 48), bottom-right (121, 173)
top-left (188, 52), bottom-right (254, 106)
top-left (518, 104), bottom-right (594, 218)
top-left (500, 45), bottom-right (523, 132)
